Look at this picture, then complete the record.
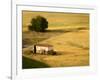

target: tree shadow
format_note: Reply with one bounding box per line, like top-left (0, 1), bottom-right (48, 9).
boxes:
top-left (76, 27), bottom-right (88, 30)
top-left (47, 29), bottom-right (67, 33)
top-left (46, 27), bottom-right (88, 33)
top-left (22, 56), bottom-right (50, 69)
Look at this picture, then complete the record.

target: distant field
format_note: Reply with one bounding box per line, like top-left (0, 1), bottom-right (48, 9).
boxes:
top-left (22, 11), bottom-right (89, 32)
top-left (22, 11), bottom-right (89, 68)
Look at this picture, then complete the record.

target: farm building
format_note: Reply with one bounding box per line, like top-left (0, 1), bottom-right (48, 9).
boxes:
top-left (31, 44), bottom-right (54, 54)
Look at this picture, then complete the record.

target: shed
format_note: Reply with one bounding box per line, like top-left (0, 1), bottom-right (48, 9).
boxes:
top-left (32, 44), bottom-right (53, 54)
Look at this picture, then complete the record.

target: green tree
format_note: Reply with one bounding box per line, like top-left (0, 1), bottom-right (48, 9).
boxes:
top-left (28, 16), bottom-right (48, 32)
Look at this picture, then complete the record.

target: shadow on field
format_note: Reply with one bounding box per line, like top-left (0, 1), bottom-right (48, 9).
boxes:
top-left (47, 27), bottom-right (88, 33)
top-left (22, 56), bottom-right (50, 69)
top-left (47, 29), bottom-right (67, 33)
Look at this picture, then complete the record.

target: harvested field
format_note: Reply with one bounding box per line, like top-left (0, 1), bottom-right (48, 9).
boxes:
top-left (22, 11), bottom-right (89, 69)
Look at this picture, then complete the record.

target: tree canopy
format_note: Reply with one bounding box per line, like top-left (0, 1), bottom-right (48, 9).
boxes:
top-left (28, 16), bottom-right (48, 32)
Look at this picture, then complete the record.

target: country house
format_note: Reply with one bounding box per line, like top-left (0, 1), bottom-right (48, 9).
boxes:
top-left (31, 44), bottom-right (54, 54)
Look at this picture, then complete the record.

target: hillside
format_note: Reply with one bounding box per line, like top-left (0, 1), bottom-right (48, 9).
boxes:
top-left (22, 11), bottom-right (89, 68)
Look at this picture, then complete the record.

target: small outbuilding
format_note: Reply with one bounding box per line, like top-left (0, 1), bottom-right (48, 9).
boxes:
top-left (31, 44), bottom-right (54, 54)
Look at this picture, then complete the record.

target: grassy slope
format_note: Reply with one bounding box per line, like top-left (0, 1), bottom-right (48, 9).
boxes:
top-left (22, 11), bottom-right (89, 68)
top-left (40, 29), bottom-right (89, 51)
top-left (23, 29), bottom-right (89, 67)
top-left (22, 11), bottom-right (89, 32)
top-left (22, 56), bottom-right (50, 69)
top-left (37, 29), bottom-right (89, 67)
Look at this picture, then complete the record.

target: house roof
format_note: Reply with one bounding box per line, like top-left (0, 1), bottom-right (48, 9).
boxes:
top-left (35, 44), bottom-right (53, 47)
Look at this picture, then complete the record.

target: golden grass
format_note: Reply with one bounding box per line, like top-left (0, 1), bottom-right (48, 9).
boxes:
top-left (40, 30), bottom-right (89, 51)
top-left (36, 29), bottom-right (89, 67)
top-left (22, 11), bottom-right (89, 68)
top-left (22, 11), bottom-right (89, 32)
top-left (23, 29), bottom-right (89, 67)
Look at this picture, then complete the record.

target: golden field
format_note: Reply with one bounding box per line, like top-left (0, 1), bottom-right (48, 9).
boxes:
top-left (22, 11), bottom-right (89, 68)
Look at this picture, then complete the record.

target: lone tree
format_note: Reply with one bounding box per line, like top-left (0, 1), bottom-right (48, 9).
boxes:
top-left (28, 16), bottom-right (48, 32)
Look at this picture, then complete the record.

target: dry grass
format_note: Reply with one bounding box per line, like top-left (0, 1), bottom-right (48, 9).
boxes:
top-left (22, 11), bottom-right (89, 68)
top-left (22, 29), bottom-right (89, 67)
top-left (38, 29), bottom-right (89, 67)
top-left (40, 30), bottom-right (89, 51)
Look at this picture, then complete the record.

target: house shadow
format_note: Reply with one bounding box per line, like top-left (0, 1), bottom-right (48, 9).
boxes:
top-left (22, 56), bottom-right (50, 69)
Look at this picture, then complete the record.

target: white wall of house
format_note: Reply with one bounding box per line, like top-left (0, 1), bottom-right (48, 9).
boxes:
top-left (36, 46), bottom-right (53, 52)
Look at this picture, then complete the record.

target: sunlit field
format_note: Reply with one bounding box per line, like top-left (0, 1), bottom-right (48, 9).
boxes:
top-left (22, 11), bottom-right (89, 69)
